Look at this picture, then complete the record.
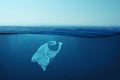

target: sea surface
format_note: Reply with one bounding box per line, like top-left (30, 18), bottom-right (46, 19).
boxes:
top-left (0, 26), bottom-right (120, 80)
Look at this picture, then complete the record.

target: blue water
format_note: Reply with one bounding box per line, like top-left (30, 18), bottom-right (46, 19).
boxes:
top-left (0, 27), bottom-right (120, 80)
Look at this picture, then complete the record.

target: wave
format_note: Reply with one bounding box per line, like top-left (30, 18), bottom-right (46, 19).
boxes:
top-left (0, 26), bottom-right (120, 38)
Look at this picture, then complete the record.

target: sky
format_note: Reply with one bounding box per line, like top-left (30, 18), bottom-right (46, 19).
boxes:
top-left (0, 0), bottom-right (120, 26)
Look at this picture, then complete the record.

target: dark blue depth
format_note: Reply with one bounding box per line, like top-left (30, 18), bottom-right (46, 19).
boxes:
top-left (0, 33), bottom-right (120, 80)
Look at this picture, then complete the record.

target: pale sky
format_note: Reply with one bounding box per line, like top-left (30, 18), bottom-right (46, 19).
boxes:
top-left (0, 0), bottom-right (120, 26)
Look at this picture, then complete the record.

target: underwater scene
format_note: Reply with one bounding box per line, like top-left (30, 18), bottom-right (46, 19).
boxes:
top-left (0, 26), bottom-right (120, 80)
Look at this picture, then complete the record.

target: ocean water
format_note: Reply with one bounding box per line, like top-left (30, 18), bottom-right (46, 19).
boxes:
top-left (0, 26), bottom-right (120, 80)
